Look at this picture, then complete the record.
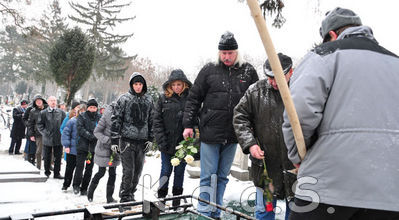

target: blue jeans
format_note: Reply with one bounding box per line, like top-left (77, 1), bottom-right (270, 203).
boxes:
top-left (159, 152), bottom-right (186, 189)
top-left (255, 187), bottom-right (291, 220)
top-left (197, 142), bottom-right (237, 218)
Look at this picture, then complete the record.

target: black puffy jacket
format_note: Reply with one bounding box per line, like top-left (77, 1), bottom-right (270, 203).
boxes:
top-left (76, 111), bottom-right (101, 153)
top-left (27, 95), bottom-right (48, 138)
top-left (111, 72), bottom-right (154, 144)
top-left (153, 91), bottom-right (189, 155)
top-left (183, 61), bottom-right (258, 144)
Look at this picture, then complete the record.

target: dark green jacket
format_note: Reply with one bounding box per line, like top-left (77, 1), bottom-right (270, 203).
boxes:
top-left (233, 79), bottom-right (295, 200)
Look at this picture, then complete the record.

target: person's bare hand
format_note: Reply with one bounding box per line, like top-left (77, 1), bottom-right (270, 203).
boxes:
top-left (183, 128), bottom-right (194, 140)
top-left (30, 136), bottom-right (35, 142)
top-left (249, 144), bottom-right (264, 159)
top-left (65, 147), bottom-right (70, 154)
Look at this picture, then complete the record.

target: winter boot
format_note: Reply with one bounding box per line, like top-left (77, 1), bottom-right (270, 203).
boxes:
top-left (157, 187), bottom-right (168, 199)
top-left (106, 185), bottom-right (117, 203)
top-left (172, 187), bottom-right (183, 209)
top-left (87, 183), bottom-right (98, 202)
top-left (73, 186), bottom-right (80, 195)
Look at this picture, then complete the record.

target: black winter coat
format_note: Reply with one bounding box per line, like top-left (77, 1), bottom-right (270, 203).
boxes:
top-left (10, 106), bottom-right (26, 139)
top-left (233, 80), bottom-right (295, 200)
top-left (76, 111), bottom-right (101, 153)
top-left (23, 105), bottom-right (33, 138)
top-left (111, 72), bottom-right (154, 144)
top-left (37, 108), bottom-right (66, 146)
top-left (153, 91), bottom-right (189, 155)
top-left (27, 95), bottom-right (48, 138)
top-left (183, 62), bottom-right (258, 144)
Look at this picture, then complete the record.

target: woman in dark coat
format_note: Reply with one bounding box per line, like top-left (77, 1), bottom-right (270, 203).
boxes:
top-left (88, 103), bottom-right (120, 203)
top-left (153, 69), bottom-right (192, 207)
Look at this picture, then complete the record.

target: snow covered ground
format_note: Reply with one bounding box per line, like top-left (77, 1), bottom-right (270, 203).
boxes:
top-left (0, 121), bottom-right (286, 219)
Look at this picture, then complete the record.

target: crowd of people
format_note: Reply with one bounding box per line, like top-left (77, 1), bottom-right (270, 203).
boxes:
top-left (5, 7), bottom-right (399, 220)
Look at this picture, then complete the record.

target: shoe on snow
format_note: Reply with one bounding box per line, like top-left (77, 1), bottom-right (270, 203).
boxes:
top-left (80, 189), bottom-right (87, 196)
top-left (73, 187), bottom-right (80, 195)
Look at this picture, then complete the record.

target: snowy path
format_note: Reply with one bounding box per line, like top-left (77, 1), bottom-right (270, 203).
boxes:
top-left (0, 126), bottom-right (286, 219)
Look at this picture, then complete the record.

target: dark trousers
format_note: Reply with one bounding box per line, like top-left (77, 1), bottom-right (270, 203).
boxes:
top-left (91, 167), bottom-right (116, 188)
top-left (119, 141), bottom-right (145, 202)
top-left (35, 136), bottom-right (43, 170)
top-left (27, 141), bottom-right (37, 165)
top-left (159, 152), bottom-right (186, 190)
top-left (73, 150), bottom-right (94, 191)
top-left (63, 153), bottom-right (76, 188)
top-left (289, 198), bottom-right (399, 220)
top-left (9, 138), bottom-right (22, 154)
top-left (43, 145), bottom-right (62, 177)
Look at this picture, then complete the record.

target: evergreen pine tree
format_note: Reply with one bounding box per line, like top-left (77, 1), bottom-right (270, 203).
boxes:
top-left (21, 0), bottom-right (68, 93)
top-left (0, 25), bottom-right (26, 82)
top-left (69, 0), bottom-right (135, 79)
top-left (49, 26), bottom-right (95, 105)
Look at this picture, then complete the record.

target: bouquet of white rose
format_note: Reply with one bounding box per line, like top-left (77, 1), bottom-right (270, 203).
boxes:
top-left (171, 137), bottom-right (199, 167)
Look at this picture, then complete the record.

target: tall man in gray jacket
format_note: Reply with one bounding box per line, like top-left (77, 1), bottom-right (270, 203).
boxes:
top-left (283, 7), bottom-right (399, 219)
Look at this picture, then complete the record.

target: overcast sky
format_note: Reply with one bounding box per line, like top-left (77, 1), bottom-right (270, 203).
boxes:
top-left (15, 0), bottom-right (399, 78)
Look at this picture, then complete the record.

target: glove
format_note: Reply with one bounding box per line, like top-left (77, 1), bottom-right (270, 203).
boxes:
top-left (144, 141), bottom-right (153, 153)
top-left (111, 144), bottom-right (120, 153)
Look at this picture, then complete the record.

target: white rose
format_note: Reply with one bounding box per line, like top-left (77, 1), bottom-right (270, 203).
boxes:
top-left (175, 145), bottom-right (183, 150)
top-left (184, 155), bottom-right (194, 164)
top-left (171, 158), bottom-right (180, 166)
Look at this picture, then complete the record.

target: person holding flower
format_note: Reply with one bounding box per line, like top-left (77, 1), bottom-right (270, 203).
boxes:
top-left (153, 69), bottom-right (192, 208)
top-left (87, 103), bottom-right (120, 203)
top-left (233, 53), bottom-right (296, 220)
top-left (183, 31), bottom-right (258, 218)
top-left (72, 99), bottom-right (101, 196)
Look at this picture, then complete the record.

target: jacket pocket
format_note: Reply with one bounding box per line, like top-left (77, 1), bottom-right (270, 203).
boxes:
top-left (200, 109), bottom-right (216, 128)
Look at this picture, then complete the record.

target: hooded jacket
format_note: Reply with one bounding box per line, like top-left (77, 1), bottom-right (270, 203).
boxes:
top-left (183, 60), bottom-right (258, 144)
top-left (153, 70), bottom-right (192, 155)
top-left (111, 72), bottom-right (154, 144)
top-left (234, 79), bottom-right (295, 200)
top-left (27, 95), bottom-right (48, 138)
top-left (283, 26), bottom-right (399, 211)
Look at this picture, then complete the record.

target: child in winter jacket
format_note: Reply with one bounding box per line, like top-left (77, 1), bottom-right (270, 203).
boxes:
top-left (87, 103), bottom-right (120, 203)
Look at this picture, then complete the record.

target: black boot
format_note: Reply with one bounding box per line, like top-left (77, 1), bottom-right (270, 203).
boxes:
top-left (172, 187), bottom-right (183, 208)
top-left (87, 183), bottom-right (98, 202)
top-left (106, 185), bottom-right (116, 203)
top-left (157, 187), bottom-right (168, 199)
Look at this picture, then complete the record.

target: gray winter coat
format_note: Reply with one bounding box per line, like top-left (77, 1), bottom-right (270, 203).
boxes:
top-left (282, 26), bottom-right (399, 211)
top-left (94, 105), bottom-right (120, 167)
top-left (111, 72), bottom-right (154, 145)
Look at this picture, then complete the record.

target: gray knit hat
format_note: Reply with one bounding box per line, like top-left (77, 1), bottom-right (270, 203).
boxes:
top-left (320, 7), bottom-right (362, 40)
